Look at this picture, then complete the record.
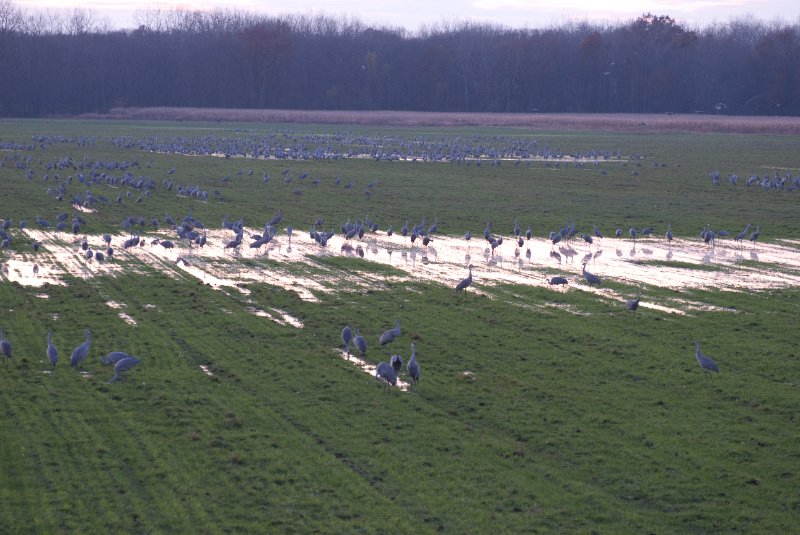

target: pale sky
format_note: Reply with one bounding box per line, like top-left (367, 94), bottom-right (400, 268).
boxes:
top-left (14, 0), bottom-right (800, 31)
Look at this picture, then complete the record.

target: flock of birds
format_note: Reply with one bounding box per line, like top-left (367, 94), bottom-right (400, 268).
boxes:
top-left (709, 169), bottom-right (800, 192)
top-left (1, 328), bottom-right (140, 383)
top-left (4, 141), bottom-right (766, 388)
top-left (5, 207), bottom-right (746, 383)
top-left (340, 320), bottom-right (421, 388)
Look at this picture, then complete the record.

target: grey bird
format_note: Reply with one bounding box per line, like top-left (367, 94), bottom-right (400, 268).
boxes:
top-left (70, 329), bottom-right (91, 369)
top-left (734, 224), bottom-right (751, 244)
top-left (694, 341), bottom-right (720, 374)
top-left (379, 319), bottom-right (401, 346)
top-left (548, 276), bottom-right (569, 286)
top-left (455, 265), bottom-right (474, 294)
top-left (47, 331), bottom-right (58, 367)
top-left (582, 262), bottom-right (601, 286)
top-left (375, 361), bottom-right (398, 386)
top-left (101, 351), bottom-right (129, 366)
top-left (390, 354), bottom-right (403, 372)
top-left (353, 328), bottom-right (367, 356)
top-left (1, 329), bottom-right (12, 361)
top-left (341, 325), bottom-right (353, 355)
top-left (109, 356), bottom-right (140, 383)
top-left (407, 341), bottom-right (420, 384)
top-left (626, 291), bottom-right (642, 314)
top-left (749, 225), bottom-right (760, 246)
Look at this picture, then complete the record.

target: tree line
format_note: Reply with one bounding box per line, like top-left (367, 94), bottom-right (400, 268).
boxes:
top-left (1, 1), bottom-right (798, 117)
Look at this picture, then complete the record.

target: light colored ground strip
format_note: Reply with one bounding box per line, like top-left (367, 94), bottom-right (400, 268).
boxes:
top-left (334, 348), bottom-right (411, 391)
top-left (117, 313), bottom-right (137, 325)
top-left (106, 300), bottom-right (137, 325)
top-left (2, 258), bottom-right (64, 287)
top-left (246, 305), bottom-right (304, 328)
top-left (5, 227), bottom-right (800, 317)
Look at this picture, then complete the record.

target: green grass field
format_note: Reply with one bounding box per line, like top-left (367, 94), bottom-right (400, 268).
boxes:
top-left (1, 118), bottom-right (798, 533)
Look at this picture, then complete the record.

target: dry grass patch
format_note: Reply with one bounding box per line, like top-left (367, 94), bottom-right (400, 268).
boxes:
top-left (84, 107), bottom-right (800, 134)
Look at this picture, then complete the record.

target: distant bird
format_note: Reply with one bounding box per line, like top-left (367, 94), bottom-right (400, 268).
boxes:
top-left (629, 227), bottom-right (638, 244)
top-left (490, 236), bottom-right (502, 254)
top-left (341, 325), bottom-right (353, 355)
top-left (407, 341), bottom-right (420, 384)
top-left (526, 225), bottom-right (532, 241)
top-left (694, 341), bottom-right (720, 374)
top-left (615, 228), bottom-right (623, 238)
top-left (47, 331), bottom-right (58, 367)
top-left (109, 356), bottom-right (140, 383)
top-left (547, 276), bottom-right (569, 286)
top-left (100, 351), bottom-right (129, 366)
top-left (455, 265), bottom-right (474, 294)
top-left (375, 361), bottom-right (398, 386)
top-left (582, 262), bottom-right (601, 286)
top-left (379, 319), bottom-right (401, 346)
top-left (390, 354), bottom-right (403, 372)
top-left (581, 233), bottom-right (593, 245)
top-left (1, 329), bottom-right (12, 361)
top-left (734, 224), bottom-right (751, 244)
top-left (268, 209), bottom-right (282, 227)
top-left (592, 224), bottom-right (603, 240)
top-left (665, 224), bottom-right (673, 244)
top-left (749, 225), bottom-right (760, 246)
top-left (626, 291), bottom-right (642, 314)
top-left (353, 328), bottom-right (367, 356)
top-left (70, 329), bottom-right (91, 369)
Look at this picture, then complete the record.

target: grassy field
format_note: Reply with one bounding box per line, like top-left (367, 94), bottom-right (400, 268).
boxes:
top-left (1, 117), bottom-right (799, 533)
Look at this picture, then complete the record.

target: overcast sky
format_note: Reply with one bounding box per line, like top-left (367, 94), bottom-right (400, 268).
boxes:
top-left (15, 0), bottom-right (800, 31)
